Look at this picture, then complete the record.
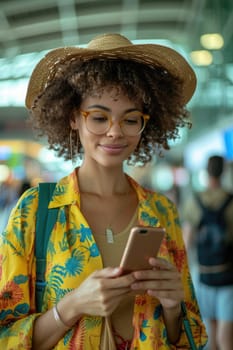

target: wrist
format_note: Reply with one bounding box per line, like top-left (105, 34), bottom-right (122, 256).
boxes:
top-left (57, 292), bottom-right (83, 328)
top-left (162, 303), bottom-right (183, 345)
top-left (53, 305), bottom-right (70, 330)
top-left (162, 303), bottom-right (182, 319)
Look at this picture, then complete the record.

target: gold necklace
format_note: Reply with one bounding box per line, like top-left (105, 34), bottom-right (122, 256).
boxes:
top-left (105, 187), bottom-right (132, 244)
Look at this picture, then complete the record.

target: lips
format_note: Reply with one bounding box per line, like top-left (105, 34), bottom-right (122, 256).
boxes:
top-left (101, 144), bottom-right (127, 149)
top-left (100, 143), bottom-right (127, 154)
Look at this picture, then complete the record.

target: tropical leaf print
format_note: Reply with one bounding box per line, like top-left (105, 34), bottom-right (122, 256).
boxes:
top-left (12, 225), bottom-right (27, 251)
top-left (64, 328), bottom-right (73, 346)
top-left (140, 212), bottom-right (159, 226)
top-left (59, 235), bottom-right (70, 251)
top-left (66, 230), bottom-right (79, 247)
top-left (13, 275), bottom-right (28, 284)
top-left (84, 316), bottom-right (101, 330)
top-left (17, 190), bottom-right (36, 216)
top-left (48, 240), bottom-right (56, 255)
top-left (78, 224), bottom-right (92, 242)
top-left (140, 329), bottom-right (147, 341)
top-left (0, 323), bottom-right (18, 338)
top-left (13, 303), bottom-right (30, 317)
top-left (0, 231), bottom-right (22, 256)
top-left (174, 216), bottom-right (181, 228)
top-left (155, 200), bottom-right (168, 216)
top-left (58, 208), bottom-right (67, 225)
top-left (153, 305), bottom-right (162, 320)
top-left (65, 249), bottom-right (85, 276)
top-left (53, 185), bottom-right (66, 197)
top-left (88, 243), bottom-right (99, 258)
top-left (55, 288), bottom-right (73, 301)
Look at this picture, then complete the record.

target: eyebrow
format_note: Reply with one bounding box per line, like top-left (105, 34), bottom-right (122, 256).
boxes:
top-left (87, 104), bottom-right (110, 111)
top-left (86, 104), bottom-right (141, 113)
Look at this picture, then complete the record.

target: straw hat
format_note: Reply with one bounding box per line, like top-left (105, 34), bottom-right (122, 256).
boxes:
top-left (25, 33), bottom-right (196, 109)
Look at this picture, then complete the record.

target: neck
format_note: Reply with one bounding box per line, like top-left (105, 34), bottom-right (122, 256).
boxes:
top-left (77, 164), bottom-right (131, 196)
top-left (208, 176), bottom-right (221, 189)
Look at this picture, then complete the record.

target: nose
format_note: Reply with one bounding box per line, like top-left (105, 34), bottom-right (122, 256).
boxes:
top-left (106, 119), bottom-right (124, 137)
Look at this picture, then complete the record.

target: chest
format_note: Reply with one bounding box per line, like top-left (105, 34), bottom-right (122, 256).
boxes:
top-left (80, 192), bottom-right (138, 235)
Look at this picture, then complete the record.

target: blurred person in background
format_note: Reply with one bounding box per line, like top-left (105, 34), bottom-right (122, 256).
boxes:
top-left (0, 178), bottom-right (31, 232)
top-left (18, 179), bottom-right (31, 197)
top-left (0, 175), bottom-right (18, 232)
top-left (182, 155), bottom-right (233, 350)
top-left (0, 33), bottom-right (207, 349)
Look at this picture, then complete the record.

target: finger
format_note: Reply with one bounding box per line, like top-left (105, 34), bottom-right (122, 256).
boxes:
top-left (99, 272), bottom-right (136, 290)
top-left (131, 279), bottom-right (182, 291)
top-left (147, 289), bottom-right (185, 301)
top-left (148, 257), bottom-right (176, 271)
top-left (93, 267), bottom-right (122, 279)
top-left (98, 290), bottom-right (133, 317)
top-left (133, 268), bottom-right (179, 281)
top-left (91, 267), bottom-right (136, 290)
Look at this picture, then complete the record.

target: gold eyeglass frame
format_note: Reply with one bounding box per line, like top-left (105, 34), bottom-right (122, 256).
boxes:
top-left (80, 109), bottom-right (150, 136)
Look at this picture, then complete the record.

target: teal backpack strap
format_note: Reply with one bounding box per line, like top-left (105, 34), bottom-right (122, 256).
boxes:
top-left (35, 182), bottom-right (58, 312)
top-left (181, 301), bottom-right (197, 350)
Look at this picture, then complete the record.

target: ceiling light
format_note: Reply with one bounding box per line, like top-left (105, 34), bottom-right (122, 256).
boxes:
top-left (190, 50), bottom-right (213, 66)
top-left (200, 33), bottom-right (224, 50)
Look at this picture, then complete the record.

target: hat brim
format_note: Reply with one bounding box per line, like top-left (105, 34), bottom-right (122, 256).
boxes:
top-left (25, 43), bottom-right (196, 109)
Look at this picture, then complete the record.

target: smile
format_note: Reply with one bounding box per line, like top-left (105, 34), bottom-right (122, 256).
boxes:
top-left (100, 144), bottom-right (127, 154)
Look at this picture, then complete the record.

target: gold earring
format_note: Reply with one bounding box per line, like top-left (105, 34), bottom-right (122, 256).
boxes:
top-left (69, 128), bottom-right (74, 160)
top-left (137, 136), bottom-right (144, 150)
top-left (76, 131), bottom-right (79, 156)
top-left (70, 128), bottom-right (80, 161)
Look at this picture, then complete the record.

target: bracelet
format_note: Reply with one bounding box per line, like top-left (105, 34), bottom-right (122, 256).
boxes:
top-left (53, 304), bottom-right (70, 330)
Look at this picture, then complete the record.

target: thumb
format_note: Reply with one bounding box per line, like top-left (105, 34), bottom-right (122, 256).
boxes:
top-left (94, 267), bottom-right (122, 278)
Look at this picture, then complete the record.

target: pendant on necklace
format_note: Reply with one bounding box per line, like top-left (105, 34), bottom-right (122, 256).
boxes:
top-left (106, 227), bottom-right (114, 243)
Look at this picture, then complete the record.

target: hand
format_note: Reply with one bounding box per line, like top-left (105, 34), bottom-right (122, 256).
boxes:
top-left (131, 257), bottom-right (184, 310)
top-left (72, 267), bottom-right (136, 317)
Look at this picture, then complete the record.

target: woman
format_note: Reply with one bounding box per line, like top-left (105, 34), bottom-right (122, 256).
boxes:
top-left (182, 155), bottom-right (233, 350)
top-left (0, 33), bottom-right (207, 349)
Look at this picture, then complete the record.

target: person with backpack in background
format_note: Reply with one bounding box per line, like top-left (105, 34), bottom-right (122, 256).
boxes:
top-left (182, 155), bottom-right (233, 350)
top-left (0, 33), bottom-right (207, 349)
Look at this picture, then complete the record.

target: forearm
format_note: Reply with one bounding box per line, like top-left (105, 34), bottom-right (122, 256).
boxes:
top-left (162, 304), bottom-right (182, 344)
top-left (32, 293), bottom-right (81, 350)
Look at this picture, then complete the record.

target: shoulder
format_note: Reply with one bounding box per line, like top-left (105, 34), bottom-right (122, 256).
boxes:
top-left (132, 177), bottom-right (176, 210)
top-left (13, 186), bottom-right (39, 217)
top-left (5, 186), bottom-right (39, 230)
top-left (142, 186), bottom-right (180, 225)
top-left (147, 186), bottom-right (176, 205)
top-left (1, 186), bottom-right (39, 255)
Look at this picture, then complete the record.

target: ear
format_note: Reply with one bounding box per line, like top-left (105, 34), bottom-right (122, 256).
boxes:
top-left (70, 110), bottom-right (79, 130)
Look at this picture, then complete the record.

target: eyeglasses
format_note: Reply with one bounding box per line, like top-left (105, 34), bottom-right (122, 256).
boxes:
top-left (80, 109), bottom-right (150, 136)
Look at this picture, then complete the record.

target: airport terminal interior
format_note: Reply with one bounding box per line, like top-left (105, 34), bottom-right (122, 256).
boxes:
top-left (0, 1), bottom-right (233, 349)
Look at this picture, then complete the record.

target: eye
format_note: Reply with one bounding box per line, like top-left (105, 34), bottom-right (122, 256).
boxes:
top-left (123, 113), bottom-right (142, 125)
top-left (124, 118), bottom-right (139, 125)
top-left (89, 111), bottom-right (109, 123)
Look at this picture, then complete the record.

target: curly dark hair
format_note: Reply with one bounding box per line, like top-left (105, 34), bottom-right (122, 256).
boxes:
top-left (29, 58), bottom-right (190, 165)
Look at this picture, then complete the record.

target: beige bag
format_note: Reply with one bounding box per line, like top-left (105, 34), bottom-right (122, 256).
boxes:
top-left (102, 316), bottom-right (117, 350)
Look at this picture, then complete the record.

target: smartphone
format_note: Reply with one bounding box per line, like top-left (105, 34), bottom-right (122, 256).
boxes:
top-left (120, 226), bottom-right (165, 273)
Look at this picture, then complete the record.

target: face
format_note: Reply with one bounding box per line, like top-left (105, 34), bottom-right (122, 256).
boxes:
top-left (71, 88), bottom-right (143, 168)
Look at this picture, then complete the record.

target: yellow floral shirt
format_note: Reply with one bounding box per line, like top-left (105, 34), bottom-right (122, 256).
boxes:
top-left (0, 169), bottom-right (207, 349)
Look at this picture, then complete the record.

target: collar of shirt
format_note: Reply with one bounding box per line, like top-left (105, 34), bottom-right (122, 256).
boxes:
top-left (48, 167), bottom-right (162, 229)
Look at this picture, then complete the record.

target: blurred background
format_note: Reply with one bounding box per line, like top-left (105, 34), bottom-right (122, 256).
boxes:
top-left (0, 0), bottom-right (232, 218)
